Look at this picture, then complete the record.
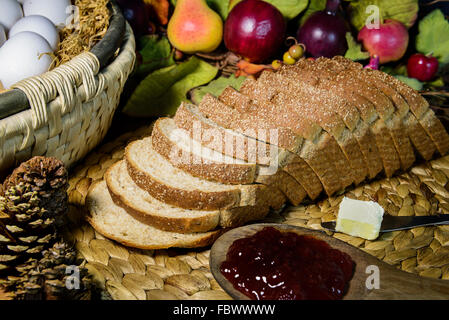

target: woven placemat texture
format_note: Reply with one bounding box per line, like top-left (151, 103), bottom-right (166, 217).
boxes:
top-left (67, 125), bottom-right (449, 300)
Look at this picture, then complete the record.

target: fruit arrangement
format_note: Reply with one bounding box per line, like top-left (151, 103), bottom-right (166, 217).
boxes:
top-left (119, 0), bottom-right (449, 118)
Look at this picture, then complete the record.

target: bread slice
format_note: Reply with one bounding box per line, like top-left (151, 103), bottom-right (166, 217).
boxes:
top-left (332, 56), bottom-right (445, 159)
top-left (173, 102), bottom-right (323, 199)
top-left (125, 137), bottom-right (286, 211)
top-left (151, 117), bottom-right (306, 205)
top-left (174, 102), bottom-right (274, 166)
top-left (106, 160), bottom-right (271, 232)
top-left (313, 57), bottom-right (416, 171)
top-left (332, 56), bottom-right (436, 160)
top-left (86, 181), bottom-right (222, 249)
top-left (350, 58), bottom-right (449, 156)
top-left (320, 57), bottom-right (416, 169)
top-left (279, 59), bottom-right (399, 177)
top-left (217, 86), bottom-right (326, 199)
top-left (152, 117), bottom-right (257, 185)
top-left (106, 160), bottom-right (219, 233)
top-left (252, 71), bottom-right (369, 185)
top-left (196, 93), bottom-right (333, 196)
top-left (238, 78), bottom-right (348, 195)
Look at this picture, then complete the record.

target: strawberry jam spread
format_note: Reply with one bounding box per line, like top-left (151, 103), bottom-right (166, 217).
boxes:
top-left (220, 227), bottom-right (355, 300)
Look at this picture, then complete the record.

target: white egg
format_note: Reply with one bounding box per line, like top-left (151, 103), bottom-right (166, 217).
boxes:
top-left (0, 25), bottom-right (6, 47)
top-left (0, 31), bottom-right (52, 88)
top-left (23, 0), bottom-right (71, 28)
top-left (0, 0), bottom-right (23, 31)
top-left (9, 15), bottom-right (60, 51)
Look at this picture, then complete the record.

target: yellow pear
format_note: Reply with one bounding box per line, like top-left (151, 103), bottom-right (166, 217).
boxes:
top-left (167, 0), bottom-right (223, 54)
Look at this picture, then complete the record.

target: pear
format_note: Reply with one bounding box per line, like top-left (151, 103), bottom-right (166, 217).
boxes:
top-left (167, 0), bottom-right (223, 54)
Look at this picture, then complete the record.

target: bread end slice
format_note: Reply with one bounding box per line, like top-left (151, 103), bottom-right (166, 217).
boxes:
top-left (86, 181), bottom-right (222, 249)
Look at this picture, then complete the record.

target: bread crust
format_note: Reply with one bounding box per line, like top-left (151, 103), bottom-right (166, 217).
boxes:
top-left (240, 76), bottom-right (347, 195)
top-left (125, 143), bottom-right (242, 210)
top-left (281, 59), bottom-right (399, 177)
top-left (151, 117), bottom-right (257, 185)
top-left (220, 84), bottom-right (324, 199)
top-left (105, 162), bottom-right (220, 233)
top-left (174, 102), bottom-right (273, 166)
top-left (256, 72), bottom-right (370, 184)
top-left (87, 216), bottom-right (222, 249)
top-left (325, 58), bottom-right (416, 170)
top-left (85, 181), bottom-right (223, 249)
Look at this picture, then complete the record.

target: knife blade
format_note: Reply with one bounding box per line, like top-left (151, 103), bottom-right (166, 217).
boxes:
top-left (321, 214), bottom-right (449, 233)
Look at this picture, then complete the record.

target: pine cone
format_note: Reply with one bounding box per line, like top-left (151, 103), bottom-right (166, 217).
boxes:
top-left (3, 157), bottom-right (69, 225)
top-left (0, 184), bottom-right (57, 273)
top-left (1, 241), bottom-right (96, 300)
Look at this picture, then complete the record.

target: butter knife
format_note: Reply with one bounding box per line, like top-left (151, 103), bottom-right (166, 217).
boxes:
top-left (321, 214), bottom-right (449, 233)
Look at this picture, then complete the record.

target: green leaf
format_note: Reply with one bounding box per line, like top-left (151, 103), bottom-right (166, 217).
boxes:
top-left (136, 35), bottom-right (175, 76)
top-left (348, 0), bottom-right (418, 31)
top-left (394, 75), bottom-right (423, 91)
top-left (344, 32), bottom-right (370, 61)
top-left (171, 0), bottom-right (229, 19)
top-left (207, 0), bottom-right (229, 19)
top-left (416, 9), bottom-right (449, 65)
top-left (428, 77), bottom-right (445, 88)
top-left (380, 64), bottom-right (408, 77)
top-left (190, 74), bottom-right (247, 104)
top-left (299, 0), bottom-right (326, 25)
top-left (123, 57), bottom-right (218, 117)
top-left (264, 0), bottom-right (309, 20)
top-left (227, 0), bottom-right (308, 20)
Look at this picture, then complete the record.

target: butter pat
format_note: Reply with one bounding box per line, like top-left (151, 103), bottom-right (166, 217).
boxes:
top-left (335, 197), bottom-right (384, 240)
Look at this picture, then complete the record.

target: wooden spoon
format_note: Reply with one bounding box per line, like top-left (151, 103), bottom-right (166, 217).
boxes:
top-left (210, 223), bottom-right (449, 300)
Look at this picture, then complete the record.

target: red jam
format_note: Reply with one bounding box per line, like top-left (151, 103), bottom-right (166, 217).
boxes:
top-left (220, 227), bottom-right (355, 300)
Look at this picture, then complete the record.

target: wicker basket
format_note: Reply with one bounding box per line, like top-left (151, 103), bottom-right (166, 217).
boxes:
top-left (0, 2), bottom-right (136, 175)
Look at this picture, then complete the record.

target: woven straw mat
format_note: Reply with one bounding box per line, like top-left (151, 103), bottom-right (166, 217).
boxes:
top-left (66, 125), bottom-right (449, 300)
top-left (0, 24), bottom-right (136, 174)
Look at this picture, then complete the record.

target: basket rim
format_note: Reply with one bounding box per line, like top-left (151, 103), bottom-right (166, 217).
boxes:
top-left (0, 0), bottom-right (126, 120)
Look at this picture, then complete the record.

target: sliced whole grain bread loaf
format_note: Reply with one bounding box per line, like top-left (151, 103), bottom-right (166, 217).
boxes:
top-left (106, 160), bottom-right (271, 232)
top-left (125, 137), bottom-right (286, 211)
top-left (86, 181), bottom-right (222, 249)
top-left (151, 117), bottom-right (306, 205)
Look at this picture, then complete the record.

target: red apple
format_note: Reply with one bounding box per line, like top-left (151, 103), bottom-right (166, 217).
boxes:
top-left (224, 0), bottom-right (286, 63)
top-left (407, 53), bottom-right (439, 82)
top-left (357, 19), bottom-right (409, 64)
